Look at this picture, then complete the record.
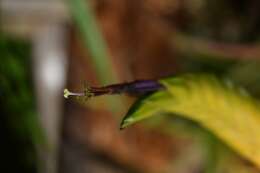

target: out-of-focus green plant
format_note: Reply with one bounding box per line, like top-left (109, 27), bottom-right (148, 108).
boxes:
top-left (120, 74), bottom-right (260, 171)
top-left (67, 0), bottom-right (118, 84)
top-left (0, 35), bottom-right (41, 173)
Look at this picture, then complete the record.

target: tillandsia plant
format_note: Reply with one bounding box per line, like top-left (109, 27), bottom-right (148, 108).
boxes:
top-left (64, 74), bottom-right (260, 171)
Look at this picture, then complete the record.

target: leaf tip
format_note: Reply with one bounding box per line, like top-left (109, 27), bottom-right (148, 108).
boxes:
top-left (120, 117), bottom-right (134, 130)
top-left (119, 126), bottom-right (125, 130)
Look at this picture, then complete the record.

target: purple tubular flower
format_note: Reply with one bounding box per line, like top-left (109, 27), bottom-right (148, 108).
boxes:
top-left (93, 80), bottom-right (164, 95)
top-left (64, 80), bottom-right (164, 99)
top-left (121, 80), bottom-right (165, 94)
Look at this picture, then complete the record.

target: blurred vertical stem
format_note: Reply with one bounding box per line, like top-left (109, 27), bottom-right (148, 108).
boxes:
top-left (202, 132), bottom-right (219, 173)
top-left (67, 0), bottom-right (123, 112)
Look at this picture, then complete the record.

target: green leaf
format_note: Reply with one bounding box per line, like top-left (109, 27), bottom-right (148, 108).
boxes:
top-left (120, 74), bottom-right (260, 168)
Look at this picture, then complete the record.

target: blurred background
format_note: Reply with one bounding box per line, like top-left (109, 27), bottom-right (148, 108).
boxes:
top-left (1, 0), bottom-right (260, 173)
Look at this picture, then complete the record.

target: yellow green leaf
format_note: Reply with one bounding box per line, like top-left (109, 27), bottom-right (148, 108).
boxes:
top-left (120, 74), bottom-right (260, 168)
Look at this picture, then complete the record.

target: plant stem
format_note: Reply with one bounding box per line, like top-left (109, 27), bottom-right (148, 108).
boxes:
top-left (67, 0), bottom-right (124, 112)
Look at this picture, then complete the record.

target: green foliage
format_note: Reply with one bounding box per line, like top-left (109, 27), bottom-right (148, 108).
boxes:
top-left (0, 35), bottom-right (41, 172)
top-left (120, 74), bottom-right (260, 169)
top-left (67, 0), bottom-right (118, 84)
